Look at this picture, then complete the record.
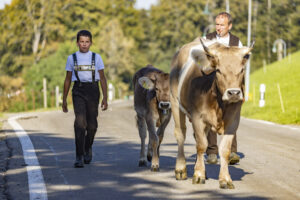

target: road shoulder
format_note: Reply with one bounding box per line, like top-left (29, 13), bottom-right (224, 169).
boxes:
top-left (0, 120), bottom-right (9, 200)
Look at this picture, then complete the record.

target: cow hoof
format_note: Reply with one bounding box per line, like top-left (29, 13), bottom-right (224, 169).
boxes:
top-left (138, 160), bottom-right (147, 167)
top-left (219, 180), bottom-right (235, 189)
top-left (175, 168), bottom-right (187, 180)
top-left (147, 154), bottom-right (152, 162)
top-left (192, 175), bottom-right (206, 184)
top-left (151, 165), bottom-right (160, 172)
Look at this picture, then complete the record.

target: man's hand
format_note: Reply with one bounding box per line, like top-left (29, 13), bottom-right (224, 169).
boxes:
top-left (101, 98), bottom-right (108, 111)
top-left (62, 100), bottom-right (68, 113)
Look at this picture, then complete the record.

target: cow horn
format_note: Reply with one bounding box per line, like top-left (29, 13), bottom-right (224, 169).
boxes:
top-left (249, 40), bottom-right (255, 49)
top-left (241, 41), bottom-right (255, 56)
top-left (200, 38), bottom-right (213, 56)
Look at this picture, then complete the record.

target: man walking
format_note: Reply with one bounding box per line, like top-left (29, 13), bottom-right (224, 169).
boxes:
top-left (194, 12), bottom-right (242, 165)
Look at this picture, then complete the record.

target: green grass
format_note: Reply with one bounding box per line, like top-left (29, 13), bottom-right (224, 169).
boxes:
top-left (242, 51), bottom-right (300, 125)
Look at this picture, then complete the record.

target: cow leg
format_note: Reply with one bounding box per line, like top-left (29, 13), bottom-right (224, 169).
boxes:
top-left (136, 114), bottom-right (147, 167)
top-left (192, 118), bottom-right (207, 184)
top-left (171, 98), bottom-right (187, 180)
top-left (145, 116), bottom-right (160, 172)
top-left (219, 134), bottom-right (235, 189)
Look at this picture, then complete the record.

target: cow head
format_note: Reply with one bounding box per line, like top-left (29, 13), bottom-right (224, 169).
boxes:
top-left (138, 72), bottom-right (171, 110)
top-left (200, 39), bottom-right (254, 103)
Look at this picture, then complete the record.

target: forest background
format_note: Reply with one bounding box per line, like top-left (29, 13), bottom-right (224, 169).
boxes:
top-left (0, 0), bottom-right (299, 112)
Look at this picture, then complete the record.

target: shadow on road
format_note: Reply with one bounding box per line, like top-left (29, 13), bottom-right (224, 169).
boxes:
top-left (3, 128), bottom-right (266, 200)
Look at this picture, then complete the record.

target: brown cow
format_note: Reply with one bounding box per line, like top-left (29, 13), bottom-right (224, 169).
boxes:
top-left (170, 39), bottom-right (253, 189)
top-left (133, 65), bottom-right (171, 171)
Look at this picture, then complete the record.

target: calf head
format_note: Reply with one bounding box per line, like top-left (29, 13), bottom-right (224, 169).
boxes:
top-left (200, 39), bottom-right (254, 103)
top-left (138, 72), bottom-right (171, 110)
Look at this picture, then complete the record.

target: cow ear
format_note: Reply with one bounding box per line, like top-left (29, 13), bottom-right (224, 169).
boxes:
top-left (241, 46), bottom-right (253, 65)
top-left (138, 77), bottom-right (155, 90)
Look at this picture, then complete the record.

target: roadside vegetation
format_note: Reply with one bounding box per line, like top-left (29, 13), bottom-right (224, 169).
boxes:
top-left (0, 0), bottom-right (299, 126)
top-left (0, 113), bottom-right (4, 129)
top-left (1, 0), bottom-right (299, 113)
top-left (242, 51), bottom-right (300, 125)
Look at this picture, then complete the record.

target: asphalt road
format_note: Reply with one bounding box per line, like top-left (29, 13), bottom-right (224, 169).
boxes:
top-left (1, 100), bottom-right (300, 200)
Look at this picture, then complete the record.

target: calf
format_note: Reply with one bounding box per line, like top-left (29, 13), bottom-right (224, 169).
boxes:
top-left (170, 39), bottom-right (253, 189)
top-left (133, 65), bottom-right (171, 171)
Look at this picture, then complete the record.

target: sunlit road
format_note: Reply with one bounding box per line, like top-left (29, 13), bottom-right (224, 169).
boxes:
top-left (2, 100), bottom-right (300, 200)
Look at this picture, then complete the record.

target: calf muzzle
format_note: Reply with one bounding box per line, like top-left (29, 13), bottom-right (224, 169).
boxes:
top-left (159, 101), bottom-right (171, 110)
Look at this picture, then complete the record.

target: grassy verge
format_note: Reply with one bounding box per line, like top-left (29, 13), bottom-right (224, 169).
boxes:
top-left (242, 51), bottom-right (300, 125)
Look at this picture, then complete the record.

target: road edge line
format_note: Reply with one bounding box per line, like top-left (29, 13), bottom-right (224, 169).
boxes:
top-left (8, 115), bottom-right (48, 200)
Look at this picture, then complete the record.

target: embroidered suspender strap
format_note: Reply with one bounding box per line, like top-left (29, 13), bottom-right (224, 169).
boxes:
top-left (72, 53), bottom-right (81, 85)
top-left (91, 52), bottom-right (96, 83)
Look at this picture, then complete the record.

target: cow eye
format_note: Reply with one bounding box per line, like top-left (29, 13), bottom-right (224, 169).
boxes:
top-left (216, 69), bottom-right (221, 74)
top-left (243, 54), bottom-right (250, 59)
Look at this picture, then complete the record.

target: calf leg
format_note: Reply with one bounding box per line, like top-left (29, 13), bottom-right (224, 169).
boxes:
top-left (136, 115), bottom-right (147, 167)
top-left (219, 134), bottom-right (234, 189)
top-left (192, 119), bottom-right (208, 184)
top-left (156, 112), bottom-right (171, 157)
top-left (146, 116), bottom-right (160, 171)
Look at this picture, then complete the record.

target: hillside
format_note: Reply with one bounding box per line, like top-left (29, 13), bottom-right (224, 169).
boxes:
top-left (242, 51), bottom-right (300, 125)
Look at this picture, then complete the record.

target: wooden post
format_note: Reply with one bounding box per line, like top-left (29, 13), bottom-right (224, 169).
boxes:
top-left (253, 84), bottom-right (255, 105)
top-left (277, 83), bottom-right (285, 113)
top-left (31, 90), bottom-right (35, 110)
top-left (43, 78), bottom-right (47, 108)
top-left (51, 90), bottom-right (54, 108)
top-left (24, 92), bottom-right (28, 111)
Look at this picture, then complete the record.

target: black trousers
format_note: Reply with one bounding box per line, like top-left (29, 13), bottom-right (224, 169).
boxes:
top-left (72, 82), bottom-right (100, 157)
top-left (206, 130), bottom-right (237, 155)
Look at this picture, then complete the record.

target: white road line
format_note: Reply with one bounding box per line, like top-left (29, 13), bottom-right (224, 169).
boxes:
top-left (242, 117), bottom-right (300, 132)
top-left (8, 115), bottom-right (48, 200)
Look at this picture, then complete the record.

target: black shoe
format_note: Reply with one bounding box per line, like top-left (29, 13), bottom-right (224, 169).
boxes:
top-left (229, 152), bottom-right (240, 165)
top-left (206, 154), bottom-right (218, 164)
top-left (74, 156), bottom-right (84, 168)
top-left (84, 148), bottom-right (92, 164)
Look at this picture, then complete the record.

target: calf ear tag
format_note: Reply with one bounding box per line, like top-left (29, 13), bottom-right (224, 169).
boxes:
top-left (138, 77), bottom-right (155, 90)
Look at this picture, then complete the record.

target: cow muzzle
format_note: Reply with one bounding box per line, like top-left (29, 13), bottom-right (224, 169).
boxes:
top-left (222, 88), bottom-right (243, 103)
top-left (159, 101), bottom-right (171, 110)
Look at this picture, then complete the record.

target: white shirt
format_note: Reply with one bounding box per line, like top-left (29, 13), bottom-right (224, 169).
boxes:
top-left (204, 34), bottom-right (243, 47)
top-left (65, 51), bottom-right (104, 82)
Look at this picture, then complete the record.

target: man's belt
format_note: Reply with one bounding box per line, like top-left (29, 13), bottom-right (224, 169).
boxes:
top-left (74, 65), bottom-right (95, 71)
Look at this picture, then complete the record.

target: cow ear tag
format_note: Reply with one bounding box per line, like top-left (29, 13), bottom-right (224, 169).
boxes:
top-left (138, 77), bottom-right (155, 90)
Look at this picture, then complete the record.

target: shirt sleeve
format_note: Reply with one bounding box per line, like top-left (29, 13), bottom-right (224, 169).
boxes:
top-left (96, 54), bottom-right (105, 71)
top-left (65, 55), bottom-right (73, 71)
